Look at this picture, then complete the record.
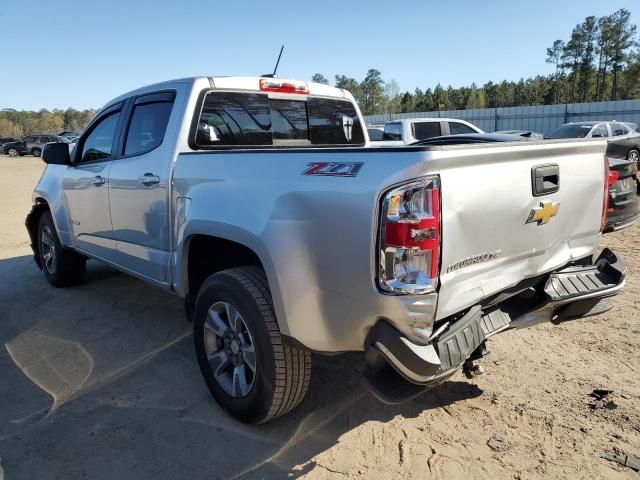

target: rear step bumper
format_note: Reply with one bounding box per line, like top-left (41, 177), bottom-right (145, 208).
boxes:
top-left (363, 248), bottom-right (625, 403)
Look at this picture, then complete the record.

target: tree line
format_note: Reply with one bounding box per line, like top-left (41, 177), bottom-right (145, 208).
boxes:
top-left (311, 8), bottom-right (639, 115)
top-left (0, 108), bottom-right (96, 138)
top-left (1, 8), bottom-right (638, 137)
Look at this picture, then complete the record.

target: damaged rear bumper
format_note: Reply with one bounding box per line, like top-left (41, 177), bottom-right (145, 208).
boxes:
top-left (363, 248), bottom-right (625, 403)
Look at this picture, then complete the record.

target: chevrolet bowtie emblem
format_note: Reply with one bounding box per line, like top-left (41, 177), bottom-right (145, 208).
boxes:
top-left (527, 201), bottom-right (560, 225)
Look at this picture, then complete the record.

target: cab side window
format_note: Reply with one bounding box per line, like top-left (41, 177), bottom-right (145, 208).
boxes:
top-left (79, 111), bottom-right (121, 163)
top-left (124, 93), bottom-right (174, 156)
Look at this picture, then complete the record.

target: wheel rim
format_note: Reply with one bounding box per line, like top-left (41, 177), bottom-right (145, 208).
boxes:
top-left (40, 226), bottom-right (57, 274)
top-left (8, 149), bottom-right (17, 157)
top-left (629, 150), bottom-right (639, 162)
top-left (204, 301), bottom-right (256, 398)
top-left (33, 149), bottom-right (41, 157)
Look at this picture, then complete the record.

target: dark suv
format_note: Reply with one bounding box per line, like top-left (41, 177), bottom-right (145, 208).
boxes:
top-left (2, 135), bottom-right (67, 157)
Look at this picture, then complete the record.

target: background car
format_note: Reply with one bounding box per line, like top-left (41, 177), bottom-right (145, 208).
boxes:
top-left (546, 121), bottom-right (640, 165)
top-left (0, 137), bottom-right (20, 149)
top-left (604, 146), bottom-right (640, 232)
top-left (2, 135), bottom-right (69, 157)
top-left (58, 130), bottom-right (81, 140)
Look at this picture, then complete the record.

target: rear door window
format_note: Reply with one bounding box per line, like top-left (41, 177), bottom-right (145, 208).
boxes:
top-left (413, 122), bottom-right (441, 140)
top-left (449, 122), bottom-right (477, 135)
top-left (612, 123), bottom-right (626, 136)
top-left (195, 92), bottom-right (364, 148)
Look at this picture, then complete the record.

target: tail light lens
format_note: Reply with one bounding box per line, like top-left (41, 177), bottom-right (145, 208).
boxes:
top-left (378, 176), bottom-right (440, 294)
top-left (601, 156), bottom-right (610, 231)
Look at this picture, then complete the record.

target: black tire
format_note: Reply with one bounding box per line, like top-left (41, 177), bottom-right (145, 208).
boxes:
top-left (32, 148), bottom-right (42, 157)
top-left (193, 266), bottom-right (311, 424)
top-left (38, 211), bottom-right (86, 287)
top-left (7, 148), bottom-right (18, 157)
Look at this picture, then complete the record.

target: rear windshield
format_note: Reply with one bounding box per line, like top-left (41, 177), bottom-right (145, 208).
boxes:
top-left (546, 124), bottom-right (591, 139)
top-left (195, 91), bottom-right (364, 148)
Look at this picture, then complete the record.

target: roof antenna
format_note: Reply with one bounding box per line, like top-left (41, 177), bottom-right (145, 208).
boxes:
top-left (262, 45), bottom-right (284, 78)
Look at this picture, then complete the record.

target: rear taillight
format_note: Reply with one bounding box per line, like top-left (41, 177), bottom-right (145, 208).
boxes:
top-left (601, 156), bottom-right (610, 231)
top-left (378, 176), bottom-right (440, 294)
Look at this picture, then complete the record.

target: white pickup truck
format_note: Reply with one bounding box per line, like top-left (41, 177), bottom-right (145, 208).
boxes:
top-left (26, 76), bottom-right (626, 423)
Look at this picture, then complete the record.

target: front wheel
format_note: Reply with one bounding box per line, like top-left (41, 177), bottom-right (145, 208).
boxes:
top-left (7, 148), bottom-right (18, 157)
top-left (193, 267), bottom-right (311, 424)
top-left (38, 211), bottom-right (86, 287)
top-left (628, 148), bottom-right (639, 166)
top-left (32, 148), bottom-right (42, 157)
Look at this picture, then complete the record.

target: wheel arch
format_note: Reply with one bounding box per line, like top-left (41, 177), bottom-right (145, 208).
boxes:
top-left (179, 231), bottom-right (289, 335)
top-left (25, 198), bottom-right (52, 269)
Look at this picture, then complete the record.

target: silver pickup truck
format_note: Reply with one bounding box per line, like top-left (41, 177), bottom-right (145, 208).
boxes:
top-left (26, 76), bottom-right (626, 424)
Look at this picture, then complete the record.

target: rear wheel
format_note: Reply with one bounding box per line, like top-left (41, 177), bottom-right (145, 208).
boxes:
top-left (7, 148), bottom-right (18, 157)
top-left (193, 266), bottom-right (311, 423)
top-left (38, 211), bottom-right (86, 287)
top-left (628, 148), bottom-right (639, 166)
top-left (32, 148), bottom-right (42, 157)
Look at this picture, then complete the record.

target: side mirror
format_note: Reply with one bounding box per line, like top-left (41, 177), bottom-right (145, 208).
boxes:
top-left (42, 142), bottom-right (70, 165)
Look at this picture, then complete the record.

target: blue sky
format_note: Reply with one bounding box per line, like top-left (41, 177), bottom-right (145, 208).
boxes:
top-left (1, 0), bottom-right (638, 110)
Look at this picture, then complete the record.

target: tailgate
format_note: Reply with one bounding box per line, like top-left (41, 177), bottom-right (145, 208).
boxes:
top-left (433, 140), bottom-right (607, 321)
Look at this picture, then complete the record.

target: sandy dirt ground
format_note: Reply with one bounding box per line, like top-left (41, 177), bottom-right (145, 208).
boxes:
top-left (0, 156), bottom-right (638, 480)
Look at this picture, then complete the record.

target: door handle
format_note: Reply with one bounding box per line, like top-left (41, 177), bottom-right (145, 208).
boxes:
top-left (139, 173), bottom-right (160, 186)
top-left (92, 175), bottom-right (105, 186)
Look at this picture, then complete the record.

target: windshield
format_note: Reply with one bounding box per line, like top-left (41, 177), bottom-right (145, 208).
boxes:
top-left (546, 124), bottom-right (591, 139)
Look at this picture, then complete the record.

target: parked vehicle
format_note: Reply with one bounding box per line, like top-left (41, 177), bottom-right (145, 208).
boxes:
top-left (2, 135), bottom-right (68, 157)
top-left (546, 120), bottom-right (640, 166)
top-left (604, 149), bottom-right (640, 232)
top-left (26, 76), bottom-right (626, 424)
top-left (58, 130), bottom-right (81, 140)
top-left (0, 137), bottom-right (20, 149)
top-left (372, 118), bottom-right (483, 145)
top-left (495, 130), bottom-right (544, 139)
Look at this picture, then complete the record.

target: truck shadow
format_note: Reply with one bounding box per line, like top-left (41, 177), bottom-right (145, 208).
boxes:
top-left (0, 255), bottom-right (482, 480)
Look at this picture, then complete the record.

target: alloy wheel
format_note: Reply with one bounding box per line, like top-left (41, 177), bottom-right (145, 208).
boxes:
top-left (203, 301), bottom-right (256, 397)
top-left (40, 226), bottom-right (57, 274)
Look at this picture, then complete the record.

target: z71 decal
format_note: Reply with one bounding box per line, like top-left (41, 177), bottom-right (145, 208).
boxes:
top-left (302, 162), bottom-right (364, 177)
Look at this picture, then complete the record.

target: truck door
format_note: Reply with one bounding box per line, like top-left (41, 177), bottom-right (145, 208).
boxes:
top-left (62, 104), bottom-right (123, 260)
top-left (107, 91), bottom-right (177, 282)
